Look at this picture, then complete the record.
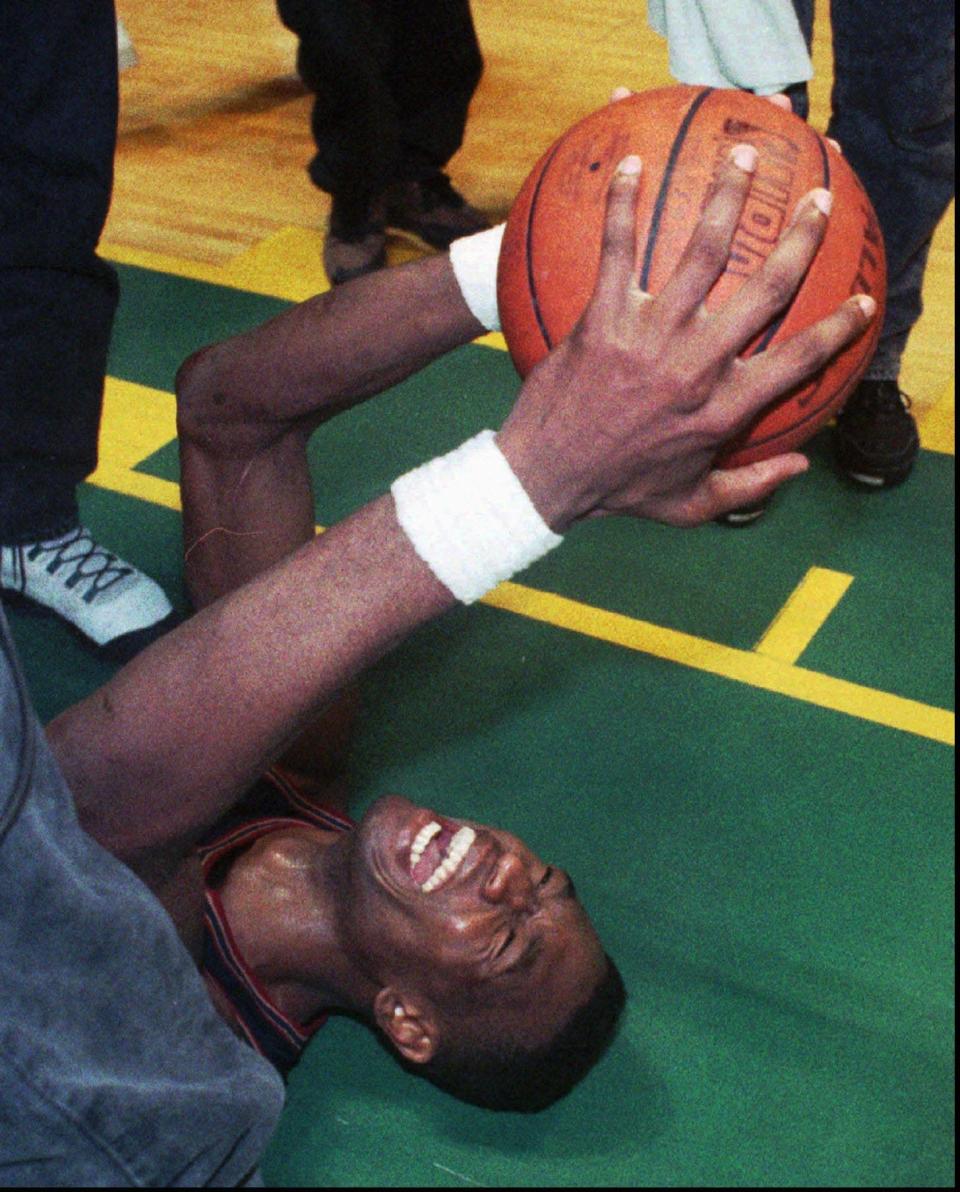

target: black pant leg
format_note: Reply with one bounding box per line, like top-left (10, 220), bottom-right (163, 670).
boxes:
top-left (277, 0), bottom-right (401, 206)
top-left (386, 0), bottom-right (484, 181)
top-left (276, 0), bottom-right (483, 201)
top-left (0, 1), bottom-right (120, 544)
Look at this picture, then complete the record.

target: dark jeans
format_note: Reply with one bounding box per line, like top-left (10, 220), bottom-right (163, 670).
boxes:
top-left (787, 0), bottom-right (955, 380)
top-left (276, 0), bottom-right (483, 216)
top-left (0, 1), bottom-right (120, 545)
top-left (0, 608), bottom-right (285, 1185)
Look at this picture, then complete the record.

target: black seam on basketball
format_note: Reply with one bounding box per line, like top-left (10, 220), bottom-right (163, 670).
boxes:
top-left (525, 140), bottom-right (567, 353)
top-left (639, 87), bottom-right (714, 291)
top-left (735, 331), bottom-right (878, 451)
top-left (750, 312), bottom-right (788, 357)
top-left (816, 132), bottom-right (831, 189)
top-left (735, 123), bottom-right (871, 454)
top-left (747, 127), bottom-right (833, 358)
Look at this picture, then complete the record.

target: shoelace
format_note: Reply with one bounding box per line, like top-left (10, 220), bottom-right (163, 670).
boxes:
top-left (23, 528), bottom-right (134, 603)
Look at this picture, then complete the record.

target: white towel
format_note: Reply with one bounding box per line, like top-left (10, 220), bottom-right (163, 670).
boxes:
top-left (647, 0), bottom-right (812, 95)
top-left (117, 16), bottom-right (138, 72)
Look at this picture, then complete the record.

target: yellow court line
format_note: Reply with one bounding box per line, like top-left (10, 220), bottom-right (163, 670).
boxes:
top-left (482, 583), bottom-right (954, 746)
top-left (90, 378), bottom-right (182, 509)
top-left (101, 231), bottom-right (530, 355)
top-left (754, 566), bottom-right (854, 664)
top-left (92, 379), bottom-right (953, 748)
top-left (102, 241), bottom-right (263, 295)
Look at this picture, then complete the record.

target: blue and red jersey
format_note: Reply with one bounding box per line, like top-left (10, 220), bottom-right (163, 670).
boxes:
top-left (198, 768), bottom-right (353, 1076)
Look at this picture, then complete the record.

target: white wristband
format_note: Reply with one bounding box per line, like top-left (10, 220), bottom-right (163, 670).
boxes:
top-left (449, 224), bottom-right (505, 333)
top-left (391, 429), bottom-right (563, 604)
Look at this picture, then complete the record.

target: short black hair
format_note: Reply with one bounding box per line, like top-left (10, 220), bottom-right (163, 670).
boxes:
top-left (418, 953), bottom-right (627, 1112)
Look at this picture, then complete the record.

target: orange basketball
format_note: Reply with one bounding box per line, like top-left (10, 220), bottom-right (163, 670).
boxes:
top-left (497, 85), bottom-right (886, 467)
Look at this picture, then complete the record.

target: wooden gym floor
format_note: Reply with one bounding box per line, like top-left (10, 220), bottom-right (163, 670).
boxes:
top-left (5, 1), bottom-right (953, 1186)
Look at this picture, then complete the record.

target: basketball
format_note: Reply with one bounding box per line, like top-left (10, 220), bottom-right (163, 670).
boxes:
top-left (497, 85), bottom-right (886, 467)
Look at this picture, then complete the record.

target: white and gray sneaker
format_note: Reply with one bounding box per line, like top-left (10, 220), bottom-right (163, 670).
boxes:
top-left (0, 526), bottom-right (176, 657)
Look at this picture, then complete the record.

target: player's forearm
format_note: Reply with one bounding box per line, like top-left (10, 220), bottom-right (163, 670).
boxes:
top-left (177, 251), bottom-right (486, 608)
top-left (49, 494), bottom-right (455, 860)
top-left (177, 251), bottom-right (484, 440)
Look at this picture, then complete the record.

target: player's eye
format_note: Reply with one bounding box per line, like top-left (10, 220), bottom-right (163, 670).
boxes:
top-left (495, 928), bottom-right (516, 958)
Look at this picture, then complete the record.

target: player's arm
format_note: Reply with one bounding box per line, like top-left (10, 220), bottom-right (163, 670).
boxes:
top-left (177, 242), bottom-right (501, 605)
top-left (48, 148), bottom-right (873, 889)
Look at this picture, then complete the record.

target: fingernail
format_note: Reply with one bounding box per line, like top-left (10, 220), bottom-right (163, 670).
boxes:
top-left (617, 154), bottom-right (642, 176)
top-left (855, 294), bottom-right (877, 317)
top-left (811, 188), bottom-right (833, 216)
top-left (610, 85), bottom-right (632, 102)
top-left (731, 144), bottom-right (758, 172)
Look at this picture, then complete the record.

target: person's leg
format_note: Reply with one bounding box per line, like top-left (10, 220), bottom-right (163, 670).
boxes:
top-left (827, 0), bottom-right (954, 486)
top-left (383, 0), bottom-right (490, 248)
top-left (828, 0), bottom-right (954, 382)
top-left (0, 0), bottom-right (174, 651)
top-left (0, 3), bottom-right (118, 544)
top-left (782, 0), bottom-right (953, 487)
top-left (0, 609), bottom-right (285, 1184)
top-left (388, 0), bottom-right (484, 178)
top-left (277, 0), bottom-right (401, 283)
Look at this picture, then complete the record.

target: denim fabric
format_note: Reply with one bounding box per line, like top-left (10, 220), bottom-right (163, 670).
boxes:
top-left (0, 1), bottom-right (120, 543)
top-left (1, 609), bottom-right (285, 1186)
top-left (787, 0), bottom-right (955, 379)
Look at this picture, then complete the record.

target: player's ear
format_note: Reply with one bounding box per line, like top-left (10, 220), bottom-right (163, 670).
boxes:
top-left (373, 987), bottom-right (439, 1064)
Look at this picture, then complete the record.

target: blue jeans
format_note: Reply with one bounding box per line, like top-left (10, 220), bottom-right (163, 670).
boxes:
top-left (787, 1), bottom-right (955, 382)
top-left (1, 609), bottom-right (285, 1185)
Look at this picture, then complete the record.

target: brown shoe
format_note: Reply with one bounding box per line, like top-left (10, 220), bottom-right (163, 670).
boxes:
top-left (323, 200), bottom-right (387, 285)
top-left (385, 172), bottom-right (490, 249)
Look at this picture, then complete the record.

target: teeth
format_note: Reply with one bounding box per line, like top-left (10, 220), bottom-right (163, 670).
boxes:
top-left (420, 826), bottom-right (476, 894)
top-left (409, 821), bottom-right (442, 872)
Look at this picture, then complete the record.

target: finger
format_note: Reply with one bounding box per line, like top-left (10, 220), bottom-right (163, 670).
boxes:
top-left (704, 187), bottom-right (833, 359)
top-left (761, 92), bottom-right (794, 111)
top-left (654, 144), bottom-right (758, 327)
top-left (700, 453), bottom-right (809, 520)
top-left (591, 155), bottom-right (644, 307)
top-left (727, 294), bottom-right (877, 424)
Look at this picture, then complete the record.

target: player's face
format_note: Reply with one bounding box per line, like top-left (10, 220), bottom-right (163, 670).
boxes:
top-left (346, 794), bottom-right (607, 1053)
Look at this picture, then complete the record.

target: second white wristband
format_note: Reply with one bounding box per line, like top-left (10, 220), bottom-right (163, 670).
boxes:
top-left (449, 224), bottom-right (505, 333)
top-left (391, 429), bottom-right (563, 604)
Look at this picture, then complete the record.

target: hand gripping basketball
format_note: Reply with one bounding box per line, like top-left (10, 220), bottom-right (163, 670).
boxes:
top-left (497, 86), bottom-right (885, 470)
top-left (494, 144), bottom-right (876, 531)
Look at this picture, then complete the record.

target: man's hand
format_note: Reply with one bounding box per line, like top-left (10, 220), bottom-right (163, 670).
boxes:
top-left (495, 146), bottom-right (874, 530)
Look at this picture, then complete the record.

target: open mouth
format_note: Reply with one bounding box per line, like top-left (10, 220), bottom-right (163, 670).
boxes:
top-left (408, 819), bottom-right (477, 894)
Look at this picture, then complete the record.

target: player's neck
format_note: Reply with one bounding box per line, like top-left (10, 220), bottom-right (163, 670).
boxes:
top-left (219, 825), bottom-right (374, 1020)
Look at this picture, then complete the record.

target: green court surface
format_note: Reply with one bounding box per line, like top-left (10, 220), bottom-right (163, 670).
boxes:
top-left (6, 263), bottom-right (955, 1187)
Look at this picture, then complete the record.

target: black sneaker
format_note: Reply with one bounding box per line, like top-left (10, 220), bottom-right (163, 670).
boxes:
top-left (833, 379), bottom-right (920, 488)
top-left (384, 172), bottom-right (490, 250)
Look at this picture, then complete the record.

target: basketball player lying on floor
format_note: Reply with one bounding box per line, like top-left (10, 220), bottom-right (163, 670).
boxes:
top-left (48, 148), bottom-right (876, 1112)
